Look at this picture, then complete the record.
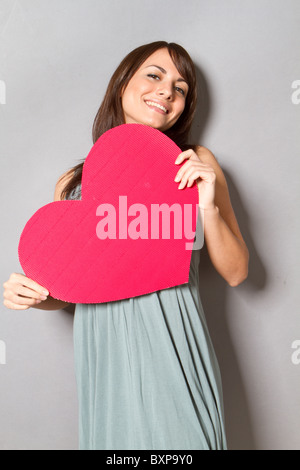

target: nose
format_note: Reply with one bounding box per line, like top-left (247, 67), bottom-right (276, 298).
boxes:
top-left (156, 83), bottom-right (173, 100)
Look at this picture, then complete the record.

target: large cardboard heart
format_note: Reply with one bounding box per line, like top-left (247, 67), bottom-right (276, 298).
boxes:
top-left (18, 124), bottom-right (199, 304)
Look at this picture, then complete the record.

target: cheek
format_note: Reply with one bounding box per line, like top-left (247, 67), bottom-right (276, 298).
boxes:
top-left (178, 99), bottom-right (186, 114)
top-left (122, 81), bottom-right (144, 109)
top-left (121, 88), bottom-right (137, 116)
top-left (172, 102), bottom-right (186, 121)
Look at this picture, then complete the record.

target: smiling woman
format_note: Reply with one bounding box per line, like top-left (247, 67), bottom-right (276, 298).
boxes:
top-left (59, 42), bottom-right (197, 200)
top-left (3, 40), bottom-right (249, 450)
top-left (121, 49), bottom-right (189, 131)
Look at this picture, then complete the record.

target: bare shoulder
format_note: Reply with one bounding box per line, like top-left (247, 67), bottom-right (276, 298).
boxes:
top-left (194, 144), bottom-right (229, 198)
top-left (194, 145), bottom-right (222, 169)
top-left (54, 169), bottom-right (75, 201)
top-left (193, 145), bottom-right (229, 188)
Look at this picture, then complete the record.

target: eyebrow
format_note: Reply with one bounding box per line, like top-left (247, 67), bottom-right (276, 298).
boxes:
top-left (145, 65), bottom-right (188, 85)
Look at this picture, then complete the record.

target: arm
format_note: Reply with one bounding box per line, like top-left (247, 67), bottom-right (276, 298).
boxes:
top-left (3, 171), bottom-right (74, 311)
top-left (175, 146), bottom-right (249, 286)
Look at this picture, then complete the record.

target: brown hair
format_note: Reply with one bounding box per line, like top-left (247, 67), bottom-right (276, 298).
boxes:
top-left (60, 41), bottom-right (197, 200)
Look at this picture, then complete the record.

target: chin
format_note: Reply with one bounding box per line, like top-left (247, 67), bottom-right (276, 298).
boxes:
top-left (145, 119), bottom-right (171, 132)
top-left (125, 115), bottom-right (172, 132)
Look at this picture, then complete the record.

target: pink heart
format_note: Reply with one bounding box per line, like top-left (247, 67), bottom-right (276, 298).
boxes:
top-left (18, 124), bottom-right (199, 303)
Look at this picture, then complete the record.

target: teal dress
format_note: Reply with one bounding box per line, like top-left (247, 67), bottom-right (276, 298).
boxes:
top-left (69, 184), bottom-right (227, 450)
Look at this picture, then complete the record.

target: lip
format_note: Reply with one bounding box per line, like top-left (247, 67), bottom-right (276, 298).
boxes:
top-left (144, 99), bottom-right (170, 114)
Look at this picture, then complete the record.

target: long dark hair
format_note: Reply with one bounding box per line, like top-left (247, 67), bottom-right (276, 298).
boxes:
top-left (60, 41), bottom-right (197, 200)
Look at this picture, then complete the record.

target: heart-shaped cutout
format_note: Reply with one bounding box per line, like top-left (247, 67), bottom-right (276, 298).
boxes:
top-left (18, 124), bottom-right (199, 303)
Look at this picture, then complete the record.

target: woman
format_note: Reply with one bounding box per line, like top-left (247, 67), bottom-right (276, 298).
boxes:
top-left (3, 41), bottom-right (249, 450)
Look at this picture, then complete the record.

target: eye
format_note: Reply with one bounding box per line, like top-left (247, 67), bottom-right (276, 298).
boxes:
top-left (147, 73), bottom-right (160, 80)
top-left (175, 86), bottom-right (185, 96)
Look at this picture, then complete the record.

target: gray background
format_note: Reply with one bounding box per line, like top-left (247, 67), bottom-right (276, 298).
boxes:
top-left (0, 0), bottom-right (299, 450)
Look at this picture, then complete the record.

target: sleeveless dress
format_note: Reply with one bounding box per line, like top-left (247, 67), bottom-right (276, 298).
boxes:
top-left (68, 184), bottom-right (227, 450)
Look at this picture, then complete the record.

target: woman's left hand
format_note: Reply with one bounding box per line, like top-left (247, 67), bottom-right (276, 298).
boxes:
top-left (174, 149), bottom-right (216, 210)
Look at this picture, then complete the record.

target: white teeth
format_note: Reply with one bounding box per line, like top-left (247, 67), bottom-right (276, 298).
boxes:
top-left (145, 101), bottom-right (168, 113)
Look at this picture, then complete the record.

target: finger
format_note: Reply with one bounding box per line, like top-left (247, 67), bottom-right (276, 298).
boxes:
top-left (4, 291), bottom-right (43, 306)
top-left (13, 293), bottom-right (42, 306)
top-left (175, 160), bottom-right (208, 184)
top-left (177, 165), bottom-right (200, 189)
top-left (174, 149), bottom-right (195, 165)
top-left (179, 167), bottom-right (216, 190)
top-left (14, 285), bottom-right (47, 301)
top-left (10, 273), bottom-right (49, 296)
top-left (3, 298), bottom-right (31, 310)
top-left (174, 159), bottom-right (196, 182)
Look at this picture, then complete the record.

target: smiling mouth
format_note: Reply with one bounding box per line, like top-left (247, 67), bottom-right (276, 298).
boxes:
top-left (145, 101), bottom-right (169, 114)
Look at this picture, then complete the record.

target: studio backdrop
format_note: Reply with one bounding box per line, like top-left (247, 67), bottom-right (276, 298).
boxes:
top-left (0, 0), bottom-right (299, 450)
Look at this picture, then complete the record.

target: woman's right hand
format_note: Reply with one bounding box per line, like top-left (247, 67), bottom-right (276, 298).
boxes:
top-left (3, 273), bottom-right (49, 310)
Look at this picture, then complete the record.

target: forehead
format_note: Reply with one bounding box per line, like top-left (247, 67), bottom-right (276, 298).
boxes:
top-left (140, 48), bottom-right (182, 75)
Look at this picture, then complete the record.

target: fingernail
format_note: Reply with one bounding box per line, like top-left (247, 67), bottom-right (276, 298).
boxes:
top-left (174, 175), bottom-right (180, 182)
top-left (40, 295), bottom-right (47, 301)
top-left (42, 290), bottom-right (49, 296)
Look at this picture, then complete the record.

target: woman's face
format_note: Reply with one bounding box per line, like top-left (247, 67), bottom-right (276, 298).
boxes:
top-left (121, 48), bottom-right (189, 132)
